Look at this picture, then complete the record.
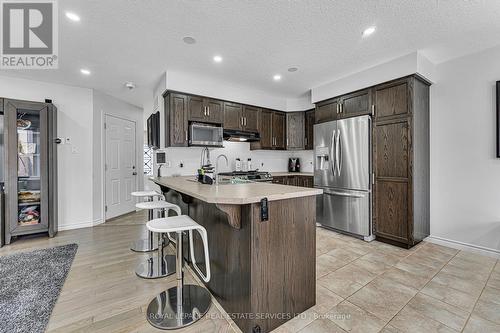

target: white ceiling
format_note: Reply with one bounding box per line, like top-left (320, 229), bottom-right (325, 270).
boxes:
top-left (1, 0), bottom-right (500, 108)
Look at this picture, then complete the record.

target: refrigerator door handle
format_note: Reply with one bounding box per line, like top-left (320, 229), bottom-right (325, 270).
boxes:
top-left (324, 190), bottom-right (366, 198)
top-left (330, 130), bottom-right (336, 176)
top-left (335, 130), bottom-right (342, 176)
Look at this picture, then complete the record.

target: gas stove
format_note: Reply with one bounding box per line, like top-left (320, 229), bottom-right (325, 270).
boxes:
top-left (217, 170), bottom-right (273, 183)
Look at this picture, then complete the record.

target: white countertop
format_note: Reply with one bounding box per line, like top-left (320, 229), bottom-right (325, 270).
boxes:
top-left (150, 176), bottom-right (322, 205)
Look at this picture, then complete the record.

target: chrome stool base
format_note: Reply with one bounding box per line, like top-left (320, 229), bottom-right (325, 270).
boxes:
top-left (135, 255), bottom-right (176, 279)
top-left (130, 238), bottom-right (158, 252)
top-left (146, 284), bottom-right (212, 330)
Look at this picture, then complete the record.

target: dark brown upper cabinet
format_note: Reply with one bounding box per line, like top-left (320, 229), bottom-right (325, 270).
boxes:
top-left (272, 112), bottom-right (286, 150)
top-left (373, 80), bottom-right (408, 120)
top-left (315, 98), bottom-right (340, 124)
top-left (188, 96), bottom-right (223, 124)
top-left (223, 102), bottom-right (243, 130)
top-left (251, 110), bottom-right (285, 150)
top-left (286, 112), bottom-right (305, 150)
top-left (165, 93), bottom-right (189, 147)
top-left (304, 109), bottom-right (314, 150)
top-left (242, 105), bottom-right (260, 133)
top-left (255, 110), bottom-right (273, 149)
top-left (339, 89), bottom-right (371, 118)
top-left (315, 89), bottom-right (371, 124)
top-left (224, 103), bottom-right (261, 133)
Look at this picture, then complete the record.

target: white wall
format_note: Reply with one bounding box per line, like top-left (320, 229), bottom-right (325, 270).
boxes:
top-left (430, 45), bottom-right (500, 253)
top-left (0, 76), bottom-right (94, 231)
top-left (92, 90), bottom-right (144, 224)
top-left (311, 52), bottom-right (436, 103)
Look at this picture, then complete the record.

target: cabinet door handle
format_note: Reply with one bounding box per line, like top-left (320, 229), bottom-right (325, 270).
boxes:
top-left (340, 104), bottom-right (343, 113)
top-left (336, 104), bottom-right (339, 114)
top-left (207, 106), bottom-right (210, 117)
top-left (241, 117), bottom-right (244, 126)
top-left (203, 106), bottom-right (207, 116)
top-left (244, 117), bottom-right (247, 126)
top-left (185, 130), bottom-right (188, 141)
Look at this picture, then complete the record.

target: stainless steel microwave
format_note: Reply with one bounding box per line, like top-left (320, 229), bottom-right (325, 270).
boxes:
top-left (189, 123), bottom-right (223, 147)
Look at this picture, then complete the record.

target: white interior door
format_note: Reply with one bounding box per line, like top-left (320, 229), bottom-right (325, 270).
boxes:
top-left (105, 115), bottom-right (137, 219)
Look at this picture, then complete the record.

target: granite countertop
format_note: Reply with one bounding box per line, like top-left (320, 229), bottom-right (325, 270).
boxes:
top-left (271, 172), bottom-right (314, 177)
top-left (150, 176), bottom-right (322, 205)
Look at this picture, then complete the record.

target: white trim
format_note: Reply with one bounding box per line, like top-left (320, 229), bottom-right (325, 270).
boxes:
top-left (425, 235), bottom-right (500, 259)
top-left (58, 221), bottom-right (93, 231)
top-left (58, 218), bottom-right (104, 231)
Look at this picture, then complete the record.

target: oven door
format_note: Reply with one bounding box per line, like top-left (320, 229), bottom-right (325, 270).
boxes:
top-left (189, 123), bottom-right (223, 147)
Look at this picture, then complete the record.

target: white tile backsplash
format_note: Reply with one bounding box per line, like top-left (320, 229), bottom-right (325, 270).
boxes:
top-left (155, 141), bottom-right (313, 177)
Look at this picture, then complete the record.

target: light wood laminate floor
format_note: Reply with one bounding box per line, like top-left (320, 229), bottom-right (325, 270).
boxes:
top-left (1, 211), bottom-right (499, 333)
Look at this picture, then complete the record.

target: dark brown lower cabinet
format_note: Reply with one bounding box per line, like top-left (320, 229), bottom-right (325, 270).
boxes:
top-left (272, 175), bottom-right (313, 188)
top-left (373, 76), bottom-right (430, 248)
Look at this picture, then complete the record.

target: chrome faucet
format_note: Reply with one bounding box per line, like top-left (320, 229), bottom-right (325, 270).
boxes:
top-left (215, 154), bottom-right (228, 185)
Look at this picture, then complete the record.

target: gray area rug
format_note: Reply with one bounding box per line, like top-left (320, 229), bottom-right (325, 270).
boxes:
top-left (0, 243), bottom-right (78, 333)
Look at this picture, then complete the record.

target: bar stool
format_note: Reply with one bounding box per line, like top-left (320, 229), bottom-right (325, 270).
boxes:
top-left (145, 215), bottom-right (211, 330)
top-left (130, 191), bottom-right (163, 252)
top-left (135, 201), bottom-right (181, 279)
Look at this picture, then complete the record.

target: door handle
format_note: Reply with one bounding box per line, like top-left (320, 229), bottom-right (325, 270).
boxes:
top-left (336, 130), bottom-right (342, 176)
top-left (330, 130), bottom-right (336, 176)
top-left (132, 172), bottom-right (138, 176)
top-left (324, 190), bottom-right (365, 198)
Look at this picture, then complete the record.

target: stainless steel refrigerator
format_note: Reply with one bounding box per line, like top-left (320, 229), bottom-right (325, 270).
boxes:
top-left (314, 115), bottom-right (373, 240)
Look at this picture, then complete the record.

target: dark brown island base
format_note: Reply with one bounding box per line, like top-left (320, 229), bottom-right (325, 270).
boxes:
top-left (150, 176), bottom-right (323, 333)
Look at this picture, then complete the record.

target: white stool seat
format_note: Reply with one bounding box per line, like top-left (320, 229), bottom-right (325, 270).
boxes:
top-left (131, 190), bottom-right (162, 198)
top-left (136, 201), bottom-right (178, 211)
top-left (146, 215), bottom-right (200, 233)
top-left (147, 215), bottom-right (210, 283)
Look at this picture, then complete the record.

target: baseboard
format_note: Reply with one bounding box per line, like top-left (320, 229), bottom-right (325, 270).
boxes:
top-left (92, 218), bottom-right (104, 226)
top-left (425, 235), bottom-right (500, 259)
top-left (58, 220), bottom-right (94, 231)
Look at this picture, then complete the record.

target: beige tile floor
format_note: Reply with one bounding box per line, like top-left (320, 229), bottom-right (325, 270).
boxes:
top-left (274, 227), bottom-right (500, 333)
top-left (1, 211), bottom-right (499, 333)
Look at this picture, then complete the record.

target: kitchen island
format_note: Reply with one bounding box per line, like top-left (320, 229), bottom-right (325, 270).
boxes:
top-left (150, 176), bottom-right (322, 333)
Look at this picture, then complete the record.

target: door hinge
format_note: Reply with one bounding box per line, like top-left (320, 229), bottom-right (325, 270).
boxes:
top-left (371, 105), bottom-right (375, 117)
top-left (104, 122), bottom-right (107, 129)
top-left (105, 205), bottom-right (108, 212)
top-left (105, 163), bottom-right (108, 171)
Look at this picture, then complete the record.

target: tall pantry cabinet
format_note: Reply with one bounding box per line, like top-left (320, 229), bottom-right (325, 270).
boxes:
top-left (372, 76), bottom-right (430, 248)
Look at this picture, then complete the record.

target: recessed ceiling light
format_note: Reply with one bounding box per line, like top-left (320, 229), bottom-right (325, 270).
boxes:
top-left (182, 36), bottom-right (196, 44)
top-left (65, 11), bottom-right (80, 22)
top-left (273, 74), bottom-right (282, 81)
top-left (287, 67), bottom-right (298, 72)
top-left (362, 26), bottom-right (376, 37)
top-left (80, 69), bottom-right (91, 75)
top-left (213, 55), bottom-right (223, 63)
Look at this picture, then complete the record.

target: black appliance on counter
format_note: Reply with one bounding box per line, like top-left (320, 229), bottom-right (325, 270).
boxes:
top-left (0, 98), bottom-right (58, 245)
top-left (288, 158), bottom-right (301, 172)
